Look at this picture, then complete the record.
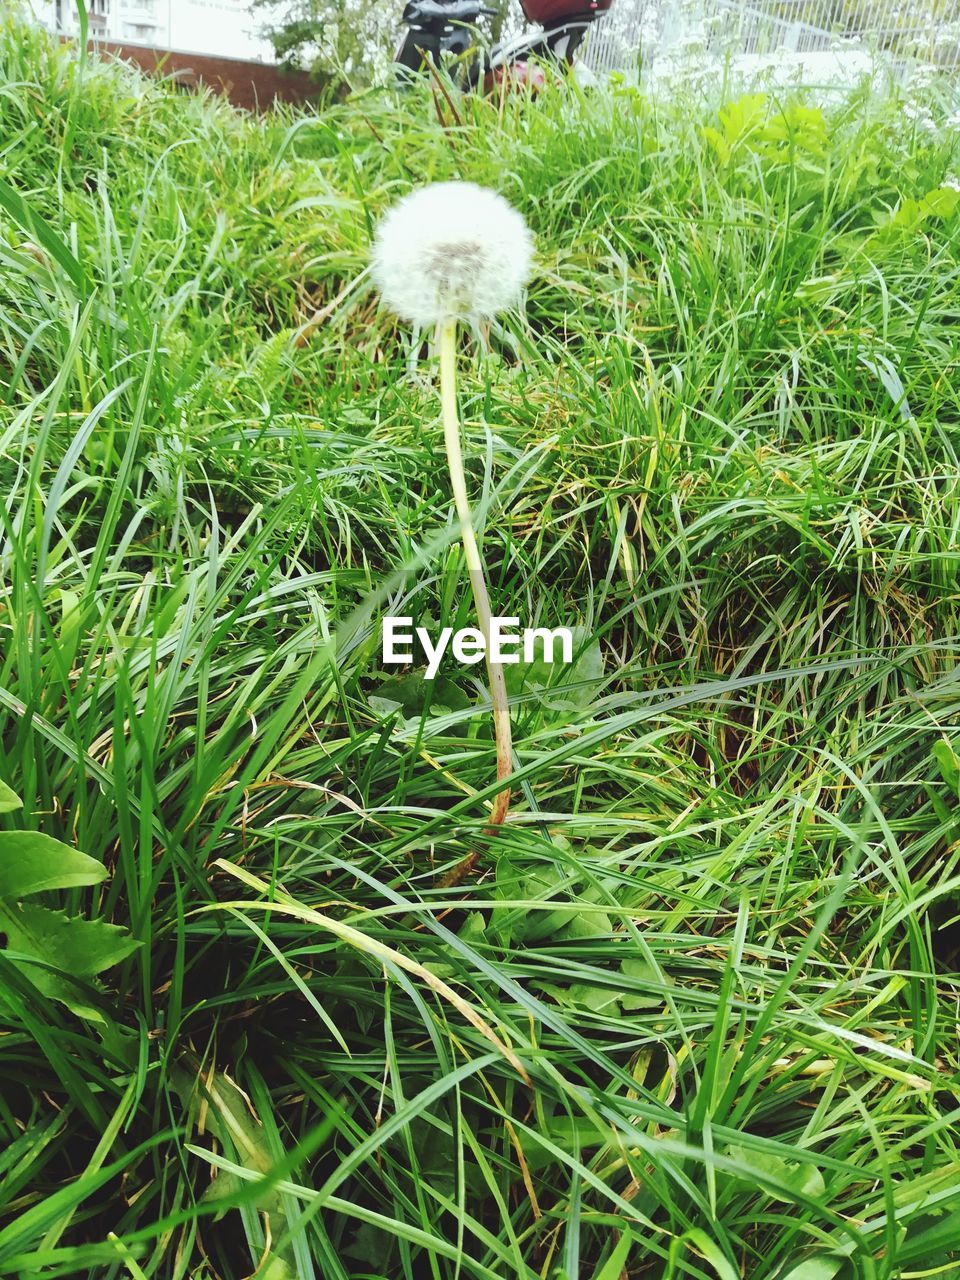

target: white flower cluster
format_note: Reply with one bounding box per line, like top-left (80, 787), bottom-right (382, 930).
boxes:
top-left (371, 182), bottom-right (534, 328)
top-left (902, 98), bottom-right (938, 134)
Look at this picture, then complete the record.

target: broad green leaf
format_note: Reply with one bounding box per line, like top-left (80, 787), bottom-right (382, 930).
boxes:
top-left (505, 625), bottom-right (603, 713)
top-left (538, 981), bottom-right (621, 1014)
top-left (175, 1066), bottom-right (281, 1214)
top-left (562, 906), bottom-right (613, 940)
top-left (874, 186), bottom-right (960, 241)
top-left (724, 1144), bottom-right (826, 1201)
top-left (0, 902), bottom-right (139, 977)
top-left (921, 186), bottom-right (960, 219)
top-left (369, 670), bottom-right (471, 733)
top-left (459, 911), bottom-right (486, 943)
top-left (702, 125), bottom-right (731, 165)
top-left (0, 781), bottom-right (21, 814)
top-left (0, 902), bottom-right (139, 1018)
top-left (759, 103), bottom-right (827, 155)
top-left (255, 1258), bottom-right (295, 1280)
top-left (718, 92), bottom-right (767, 145)
top-left (424, 914), bottom-right (488, 980)
top-left (933, 740), bottom-right (960, 794)
top-left (569, 983), bottom-right (620, 1013)
top-left (541, 956), bottom-right (666, 1016)
top-left (0, 831), bottom-right (107, 899)
top-left (619, 957), bottom-right (664, 1010)
top-left (492, 862), bottom-right (563, 944)
top-left (779, 1258), bottom-right (843, 1280)
top-left (343, 1221), bottom-right (396, 1267)
top-left (174, 1064), bottom-right (297, 1280)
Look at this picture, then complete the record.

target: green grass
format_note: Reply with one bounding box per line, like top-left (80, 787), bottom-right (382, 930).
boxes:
top-left (2, 16), bottom-right (960, 1278)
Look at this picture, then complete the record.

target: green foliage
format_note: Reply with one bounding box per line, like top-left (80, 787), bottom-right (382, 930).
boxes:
top-left (876, 183), bottom-right (960, 235)
top-left (0, 905), bottom-right (137, 1016)
top-left (173, 1061), bottom-right (298, 1278)
top-left (0, 830), bottom-right (108, 898)
top-left (0, 780), bottom-right (21, 814)
top-left (251, 0), bottom-right (391, 78)
top-left (0, 174), bottom-right (87, 293)
top-left (4, 13), bottom-right (960, 1279)
top-left (0, 789), bottom-right (138, 1020)
top-left (703, 93), bottom-right (828, 165)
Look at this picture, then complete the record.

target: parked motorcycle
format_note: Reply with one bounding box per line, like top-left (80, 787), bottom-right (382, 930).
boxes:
top-left (394, 0), bottom-right (614, 90)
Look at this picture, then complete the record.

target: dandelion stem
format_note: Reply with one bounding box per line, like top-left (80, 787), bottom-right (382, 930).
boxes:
top-left (438, 315), bottom-right (512, 830)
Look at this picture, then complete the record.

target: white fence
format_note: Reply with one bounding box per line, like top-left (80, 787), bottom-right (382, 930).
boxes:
top-left (581, 0), bottom-right (960, 76)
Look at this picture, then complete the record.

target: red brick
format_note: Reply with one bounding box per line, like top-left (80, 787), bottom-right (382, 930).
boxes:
top-left (84, 39), bottom-right (322, 110)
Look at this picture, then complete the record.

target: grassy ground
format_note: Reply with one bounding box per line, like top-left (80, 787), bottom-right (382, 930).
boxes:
top-left (2, 17), bottom-right (960, 1279)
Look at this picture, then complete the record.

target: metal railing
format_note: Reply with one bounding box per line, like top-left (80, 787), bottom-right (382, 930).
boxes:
top-left (580, 0), bottom-right (960, 76)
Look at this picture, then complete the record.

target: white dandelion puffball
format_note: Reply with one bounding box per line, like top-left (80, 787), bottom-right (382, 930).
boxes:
top-left (371, 181), bottom-right (534, 327)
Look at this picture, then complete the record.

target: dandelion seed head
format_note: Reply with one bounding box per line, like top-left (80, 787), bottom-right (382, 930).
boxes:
top-left (371, 181), bottom-right (533, 327)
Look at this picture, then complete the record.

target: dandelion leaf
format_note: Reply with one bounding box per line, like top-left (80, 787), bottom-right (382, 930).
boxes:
top-left (0, 902), bottom-right (139, 1019)
top-left (0, 830), bottom-right (108, 899)
top-left (0, 781), bottom-right (21, 814)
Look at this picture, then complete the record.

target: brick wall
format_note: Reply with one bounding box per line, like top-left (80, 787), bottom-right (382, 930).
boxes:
top-left (89, 40), bottom-right (323, 111)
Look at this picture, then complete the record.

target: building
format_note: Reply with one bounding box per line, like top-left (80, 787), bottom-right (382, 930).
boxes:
top-left (33, 0), bottom-right (274, 62)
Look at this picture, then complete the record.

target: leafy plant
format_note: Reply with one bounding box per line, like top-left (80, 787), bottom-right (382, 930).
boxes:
top-left (874, 183), bottom-right (960, 237)
top-left (3, 15), bottom-right (960, 1278)
top-left (0, 783), bottom-right (137, 1021)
